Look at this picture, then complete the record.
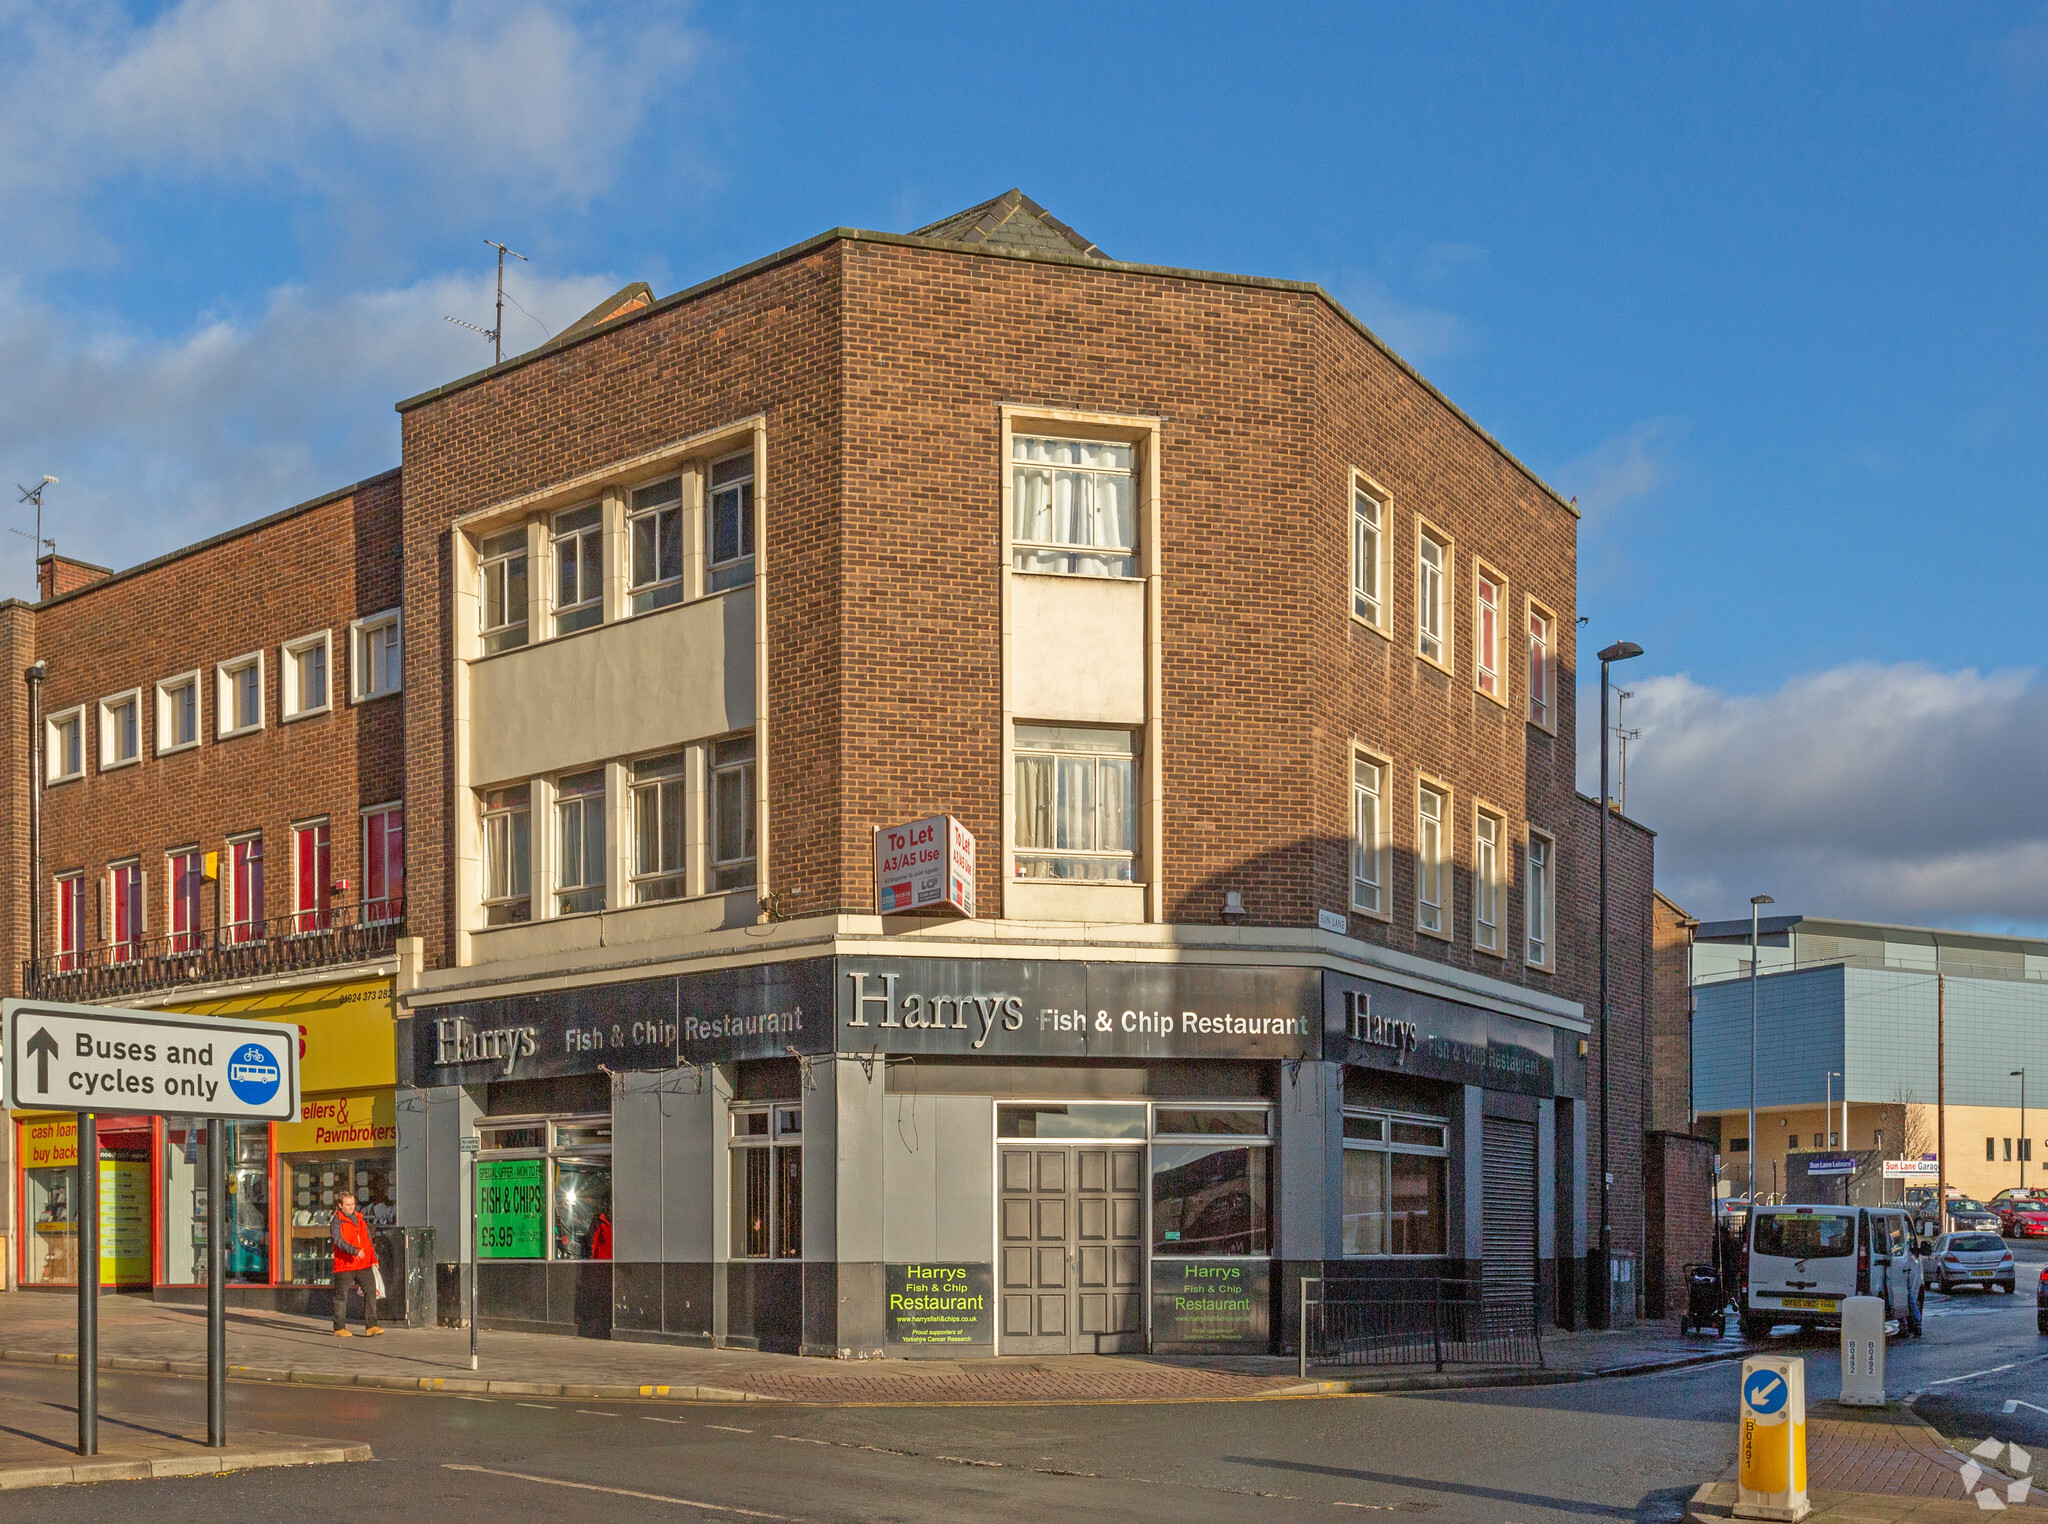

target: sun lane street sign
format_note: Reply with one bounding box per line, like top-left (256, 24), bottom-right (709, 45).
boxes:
top-left (3, 998), bottom-right (300, 1121)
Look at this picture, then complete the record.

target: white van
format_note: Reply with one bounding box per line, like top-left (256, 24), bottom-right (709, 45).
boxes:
top-left (1742, 1204), bottom-right (1924, 1340)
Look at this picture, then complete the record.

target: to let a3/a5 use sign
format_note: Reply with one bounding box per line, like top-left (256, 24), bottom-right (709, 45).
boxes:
top-left (876, 814), bottom-right (976, 917)
top-left (3, 997), bottom-right (300, 1121)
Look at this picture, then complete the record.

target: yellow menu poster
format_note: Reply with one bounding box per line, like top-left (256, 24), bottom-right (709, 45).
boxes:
top-left (100, 1160), bottom-right (149, 1285)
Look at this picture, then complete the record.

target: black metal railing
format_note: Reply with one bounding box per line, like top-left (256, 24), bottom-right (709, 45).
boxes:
top-left (1297, 1277), bottom-right (1546, 1376)
top-left (23, 901), bottom-right (404, 1001)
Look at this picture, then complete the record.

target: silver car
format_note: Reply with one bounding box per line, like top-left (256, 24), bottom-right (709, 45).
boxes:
top-left (1928, 1230), bottom-right (2016, 1294)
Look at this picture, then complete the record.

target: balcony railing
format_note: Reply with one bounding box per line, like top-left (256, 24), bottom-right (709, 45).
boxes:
top-left (23, 901), bottom-right (404, 1002)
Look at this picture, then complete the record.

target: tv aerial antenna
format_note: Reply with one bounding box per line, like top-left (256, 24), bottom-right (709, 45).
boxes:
top-left (445, 240), bottom-right (528, 365)
top-left (11, 476), bottom-right (57, 574)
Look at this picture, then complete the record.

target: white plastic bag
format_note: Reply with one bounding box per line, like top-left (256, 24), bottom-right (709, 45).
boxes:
top-left (372, 1264), bottom-right (386, 1301)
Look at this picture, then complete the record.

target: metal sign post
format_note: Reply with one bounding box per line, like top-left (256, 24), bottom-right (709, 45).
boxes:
top-left (4, 998), bottom-right (301, 1459)
top-left (460, 1133), bottom-right (480, 1371)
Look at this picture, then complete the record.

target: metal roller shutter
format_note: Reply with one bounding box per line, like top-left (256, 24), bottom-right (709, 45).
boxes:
top-left (1481, 1116), bottom-right (1538, 1305)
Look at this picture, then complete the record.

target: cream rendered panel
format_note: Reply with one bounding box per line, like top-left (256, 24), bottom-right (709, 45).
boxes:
top-left (1009, 576), bottom-right (1147, 725)
top-left (450, 527), bottom-right (483, 966)
top-left (531, 775), bottom-right (556, 920)
top-left (468, 586), bottom-right (757, 788)
top-left (751, 418), bottom-right (771, 913)
top-left (601, 489), bottom-right (629, 625)
top-left (606, 757), bottom-right (632, 914)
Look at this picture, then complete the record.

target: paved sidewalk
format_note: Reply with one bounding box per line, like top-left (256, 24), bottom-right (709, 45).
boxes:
top-left (0, 1294), bottom-right (1747, 1405)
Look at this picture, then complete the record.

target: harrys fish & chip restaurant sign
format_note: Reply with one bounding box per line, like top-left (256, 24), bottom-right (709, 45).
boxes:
top-left (875, 814), bottom-right (975, 916)
top-left (885, 1263), bottom-right (993, 1346)
top-left (4, 997), bottom-right (300, 1121)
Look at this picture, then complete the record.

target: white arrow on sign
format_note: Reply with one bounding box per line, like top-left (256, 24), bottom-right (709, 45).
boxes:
top-left (2, 996), bottom-right (300, 1122)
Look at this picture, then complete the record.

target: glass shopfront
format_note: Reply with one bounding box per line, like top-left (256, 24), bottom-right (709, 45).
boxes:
top-left (160, 1119), bottom-right (273, 1285)
top-left (476, 1115), bottom-right (613, 1262)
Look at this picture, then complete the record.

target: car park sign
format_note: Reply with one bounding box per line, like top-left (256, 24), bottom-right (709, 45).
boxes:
top-left (3, 997), bottom-right (300, 1121)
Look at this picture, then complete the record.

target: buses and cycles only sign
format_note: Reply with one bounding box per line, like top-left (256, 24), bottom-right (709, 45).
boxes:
top-left (4, 997), bottom-right (300, 1121)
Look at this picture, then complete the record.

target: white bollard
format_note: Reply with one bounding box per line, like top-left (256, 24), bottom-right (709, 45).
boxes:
top-left (1838, 1295), bottom-right (1886, 1407)
top-left (1734, 1355), bottom-right (1810, 1522)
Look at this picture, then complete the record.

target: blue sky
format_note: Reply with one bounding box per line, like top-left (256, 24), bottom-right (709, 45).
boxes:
top-left (4, 2), bottom-right (2045, 928)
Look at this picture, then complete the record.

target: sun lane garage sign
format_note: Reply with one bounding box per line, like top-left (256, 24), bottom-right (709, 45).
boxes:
top-left (4, 998), bottom-right (300, 1121)
top-left (875, 815), bottom-right (976, 916)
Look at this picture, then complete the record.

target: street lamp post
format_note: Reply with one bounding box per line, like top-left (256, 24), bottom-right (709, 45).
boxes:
top-left (1594, 638), bottom-right (1643, 1330)
top-left (2014, 1069), bottom-right (2028, 1192)
top-left (1749, 894), bottom-right (1774, 1206)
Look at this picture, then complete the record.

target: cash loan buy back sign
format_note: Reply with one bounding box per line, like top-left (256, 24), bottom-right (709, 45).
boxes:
top-left (875, 815), bottom-right (976, 917)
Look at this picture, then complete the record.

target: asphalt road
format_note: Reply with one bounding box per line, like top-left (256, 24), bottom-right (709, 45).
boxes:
top-left (5, 1257), bottom-right (2041, 1524)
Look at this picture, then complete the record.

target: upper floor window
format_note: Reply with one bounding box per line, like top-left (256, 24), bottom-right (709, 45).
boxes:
top-left (110, 860), bottom-right (144, 960)
top-left (1474, 809), bottom-right (1503, 953)
top-left (552, 504), bottom-right (604, 636)
top-left (157, 673), bottom-right (200, 753)
top-left (55, 873), bottom-right (82, 970)
top-left (629, 478), bottom-right (685, 614)
top-left (1352, 754), bottom-right (1386, 915)
top-left (1417, 529), bottom-right (1450, 666)
top-left (708, 452), bottom-right (756, 592)
top-left (363, 804), bottom-right (404, 924)
top-left (711, 735), bottom-right (757, 890)
top-left (99, 691), bottom-right (141, 769)
top-left (47, 706), bottom-right (84, 783)
top-left (1528, 603), bottom-right (1554, 729)
top-left (1527, 831), bottom-right (1554, 969)
top-left (170, 848), bottom-right (204, 952)
top-left (482, 785), bottom-right (532, 925)
top-left (1352, 480), bottom-right (1388, 630)
top-left (282, 631), bottom-right (331, 719)
top-left (218, 653), bottom-right (263, 737)
top-left (631, 752), bottom-right (687, 903)
top-left (353, 610), bottom-right (402, 700)
top-left (480, 528), bottom-right (530, 655)
top-left (1416, 782), bottom-right (1448, 937)
top-left (226, 834), bottom-right (264, 942)
top-left (1014, 724), bottom-right (1136, 881)
top-left (1475, 568), bottom-right (1505, 703)
top-left (293, 819), bottom-right (331, 933)
top-left (1011, 435), bottom-right (1136, 579)
top-left (555, 769), bottom-right (606, 914)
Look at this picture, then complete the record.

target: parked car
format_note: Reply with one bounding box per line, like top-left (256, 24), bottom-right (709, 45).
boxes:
top-left (1925, 1231), bottom-right (2017, 1294)
top-left (1942, 1198), bottom-right (2002, 1234)
top-left (1988, 1190), bottom-right (2048, 1238)
top-left (1742, 1204), bottom-right (1924, 1341)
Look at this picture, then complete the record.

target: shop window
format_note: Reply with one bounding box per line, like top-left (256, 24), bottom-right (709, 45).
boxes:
top-left (476, 1116), bottom-right (612, 1262)
top-left (555, 769), bottom-right (607, 914)
top-left (552, 503), bottom-right (604, 636)
top-left (169, 848), bottom-right (204, 952)
top-left (21, 1122), bottom-right (77, 1285)
top-left (482, 785), bottom-right (532, 924)
top-left (1150, 1106), bottom-right (1272, 1256)
top-left (729, 1103), bottom-right (802, 1260)
top-left (1011, 434), bottom-right (1136, 578)
top-left (479, 528), bottom-right (530, 655)
top-left (630, 752), bottom-right (687, 903)
top-left (363, 804), bottom-right (404, 923)
top-left (110, 859), bottom-right (144, 961)
top-left (226, 833), bottom-right (264, 941)
top-left (1014, 724), bottom-right (1137, 881)
top-left (284, 1153), bottom-right (396, 1285)
top-left (629, 477), bottom-right (685, 613)
top-left (293, 820), bottom-right (331, 933)
top-left (708, 450), bottom-right (756, 591)
top-left (711, 735), bottom-right (757, 890)
top-left (162, 1119), bottom-right (272, 1285)
top-left (1341, 1110), bottom-right (1448, 1257)
top-left (996, 1102), bottom-right (1147, 1140)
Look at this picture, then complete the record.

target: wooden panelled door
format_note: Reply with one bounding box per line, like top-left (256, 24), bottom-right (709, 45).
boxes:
top-left (999, 1144), bottom-right (1144, 1354)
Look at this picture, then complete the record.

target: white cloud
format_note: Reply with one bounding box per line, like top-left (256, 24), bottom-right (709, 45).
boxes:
top-left (0, 267), bottom-right (620, 596)
top-left (1581, 663), bottom-right (2048, 932)
top-left (1337, 276), bottom-right (1476, 365)
top-left (1555, 417), bottom-right (1684, 519)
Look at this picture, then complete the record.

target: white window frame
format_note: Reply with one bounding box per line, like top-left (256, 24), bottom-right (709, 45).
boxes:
top-left (1527, 597), bottom-right (1556, 733)
top-left (54, 870), bottom-right (83, 965)
top-left (554, 768), bottom-right (608, 915)
top-left (224, 830), bottom-right (265, 940)
top-left (1012, 724), bottom-right (1140, 883)
top-left (216, 652), bottom-right (265, 738)
top-left (155, 671), bottom-right (202, 755)
top-left (1474, 805), bottom-right (1505, 955)
top-left (1526, 828), bottom-right (1556, 970)
top-left (107, 856), bottom-right (145, 958)
top-left (481, 785), bottom-right (533, 924)
top-left (97, 688), bottom-right (143, 771)
top-left (167, 845), bottom-right (204, 952)
top-left (1416, 779), bottom-right (1450, 939)
top-left (710, 733), bottom-right (758, 891)
top-left (1416, 523), bottom-right (1453, 671)
top-left (1341, 1107), bottom-right (1452, 1259)
top-left (1350, 473), bottom-right (1392, 636)
top-left (350, 609), bottom-right (403, 702)
top-left (1351, 749), bottom-right (1390, 919)
top-left (629, 751), bottom-right (688, 903)
top-left (45, 705), bottom-right (85, 784)
top-left (1475, 564), bottom-right (1507, 707)
top-left (627, 476), bottom-right (686, 615)
top-left (362, 801), bottom-right (405, 924)
top-left (551, 501), bottom-right (605, 637)
top-left (478, 528), bottom-right (530, 655)
top-left (1008, 434), bottom-right (1138, 580)
top-left (280, 629), bottom-right (333, 721)
top-left (707, 450), bottom-right (758, 591)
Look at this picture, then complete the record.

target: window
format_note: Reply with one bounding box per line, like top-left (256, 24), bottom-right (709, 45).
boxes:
top-left (1151, 1108), bottom-right (1273, 1255)
top-left (552, 503), bottom-right (604, 636)
top-left (1352, 753), bottom-right (1386, 915)
top-left (54, 873), bottom-right (81, 970)
top-left (479, 528), bottom-right (529, 655)
top-left (1475, 809), bottom-right (1503, 953)
top-left (708, 451), bottom-right (756, 592)
top-left (729, 1103), bottom-right (802, 1259)
top-left (156, 673), bottom-right (200, 753)
top-left (711, 736), bottom-right (757, 890)
top-left (555, 769), bottom-right (606, 914)
top-left (1352, 478), bottom-right (1388, 629)
top-left (46, 706), bottom-right (84, 782)
top-left (1788, 1135), bottom-right (1799, 1150)
top-left (1475, 568), bottom-right (1505, 703)
top-left (352, 610), bottom-right (401, 700)
top-left (1014, 725), bottom-right (1137, 881)
top-left (1527, 830), bottom-right (1555, 969)
top-left (1342, 1111), bottom-right (1449, 1257)
top-left (1417, 783), bottom-right (1448, 936)
top-left (1528, 603), bottom-right (1554, 729)
top-left (292, 820), bottom-right (331, 932)
top-left (482, 786), bottom-right (532, 924)
top-left (1730, 1137), bottom-right (1749, 1153)
top-left (169, 849), bottom-right (204, 953)
top-left (217, 654), bottom-right (263, 736)
top-left (476, 1116), bottom-right (612, 1262)
top-left (226, 834), bottom-right (264, 942)
top-left (1011, 434), bottom-right (1137, 578)
top-left (109, 861), bottom-right (143, 960)
top-left (99, 691), bottom-right (141, 769)
top-left (363, 805), bottom-right (404, 924)
top-left (281, 631), bottom-right (331, 719)
top-left (630, 752), bottom-right (687, 903)
top-left (1987, 1137), bottom-right (1995, 1162)
top-left (629, 478), bottom-right (684, 614)
top-left (1417, 528), bottom-right (1450, 665)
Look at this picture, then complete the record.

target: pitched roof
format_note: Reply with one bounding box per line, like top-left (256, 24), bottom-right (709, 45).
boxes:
top-left (912, 188), bottom-right (1107, 261)
top-left (556, 282), bottom-right (656, 342)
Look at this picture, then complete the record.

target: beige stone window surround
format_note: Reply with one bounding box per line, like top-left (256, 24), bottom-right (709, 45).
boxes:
top-left (1473, 561), bottom-right (1509, 710)
top-left (1472, 800), bottom-right (1508, 957)
top-left (280, 629), bottom-right (334, 721)
top-left (1526, 826), bottom-right (1557, 971)
top-left (1350, 470), bottom-right (1394, 640)
top-left (1415, 774), bottom-right (1453, 942)
top-left (1350, 744), bottom-right (1393, 922)
top-left (97, 687), bottom-right (144, 771)
top-left (155, 670), bottom-right (202, 754)
top-left (1526, 595), bottom-right (1559, 735)
top-left (216, 651), bottom-right (265, 739)
top-left (351, 608), bottom-right (402, 703)
top-left (1414, 519), bottom-right (1455, 677)
top-left (45, 704), bottom-right (85, 785)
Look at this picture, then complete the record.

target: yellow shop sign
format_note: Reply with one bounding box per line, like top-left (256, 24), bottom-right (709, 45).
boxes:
top-left (165, 978), bottom-right (395, 1093)
top-left (273, 1091), bottom-right (396, 1153)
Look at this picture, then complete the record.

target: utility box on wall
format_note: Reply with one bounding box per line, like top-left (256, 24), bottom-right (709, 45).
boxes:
top-left (1607, 1248), bottom-right (1637, 1329)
